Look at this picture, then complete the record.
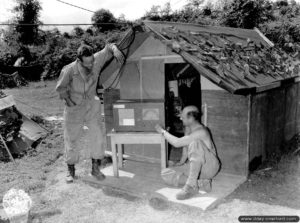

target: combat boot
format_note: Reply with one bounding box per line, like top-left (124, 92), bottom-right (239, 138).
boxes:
top-left (176, 184), bottom-right (199, 200)
top-left (91, 159), bottom-right (105, 181)
top-left (198, 179), bottom-right (212, 193)
top-left (66, 164), bottom-right (75, 183)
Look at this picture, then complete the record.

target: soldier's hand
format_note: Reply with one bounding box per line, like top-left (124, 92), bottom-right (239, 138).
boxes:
top-left (115, 50), bottom-right (125, 64)
top-left (155, 124), bottom-right (164, 134)
top-left (112, 46), bottom-right (125, 65)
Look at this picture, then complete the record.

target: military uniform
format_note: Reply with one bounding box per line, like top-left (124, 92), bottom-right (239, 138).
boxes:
top-left (56, 44), bottom-right (114, 165)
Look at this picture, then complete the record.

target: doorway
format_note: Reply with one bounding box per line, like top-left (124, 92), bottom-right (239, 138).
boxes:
top-left (164, 63), bottom-right (202, 163)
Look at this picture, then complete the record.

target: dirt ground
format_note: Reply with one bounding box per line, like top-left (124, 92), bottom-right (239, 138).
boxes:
top-left (0, 81), bottom-right (299, 223)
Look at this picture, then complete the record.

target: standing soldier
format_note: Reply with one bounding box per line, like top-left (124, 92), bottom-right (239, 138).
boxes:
top-left (56, 42), bottom-right (124, 183)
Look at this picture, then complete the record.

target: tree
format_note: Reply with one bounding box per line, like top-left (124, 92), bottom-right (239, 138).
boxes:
top-left (214, 0), bottom-right (233, 11)
top-left (143, 5), bottom-right (162, 20)
top-left (13, 0), bottom-right (42, 45)
top-left (202, 2), bottom-right (213, 16)
top-left (63, 32), bottom-right (71, 39)
top-left (275, 0), bottom-right (288, 7)
top-left (72, 27), bottom-right (84, 37)
top-left (91, 9), bottom-right (117, 32)
top-left (185, 0), bottom-right (205, 9)
top-left (222, 0), bottom-right (274, 29)
top-left (161, 2), bottom-right (172, 17)
top-left (86, 27), bottom-right (94, 36)
top-left (118, 13), bottom-right (126, 22)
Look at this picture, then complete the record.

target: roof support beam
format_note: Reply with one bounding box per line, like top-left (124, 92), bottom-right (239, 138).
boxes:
top-left (254, 27), bottom-right (274, 47)
top-left (128, 54), bottom-right (185, 63)
top-left (256, 82), bottom-right (281, 93)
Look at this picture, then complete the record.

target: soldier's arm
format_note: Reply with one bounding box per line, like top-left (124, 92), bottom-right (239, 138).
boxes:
top-left (176, 127), bottom-right (190, 165)
top-left (163, 130), bottom-right (205, 148)
top-left (94, 44), bottom-right (124, 73)
top-left (55, 66), bottom-right (76, 106)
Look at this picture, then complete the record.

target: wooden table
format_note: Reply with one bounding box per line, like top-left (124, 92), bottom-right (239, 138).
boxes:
top-left (107, 132), bottom-right (167, 177)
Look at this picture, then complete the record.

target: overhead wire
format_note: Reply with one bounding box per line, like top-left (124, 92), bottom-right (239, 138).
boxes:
top-left (55, 0), bottom-right (95, 13)
top-left (0, 22), bottom-right (129, 26)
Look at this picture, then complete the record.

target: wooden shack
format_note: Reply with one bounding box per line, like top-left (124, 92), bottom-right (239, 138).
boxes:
top-left (99, 21), bottom-right (300, 178)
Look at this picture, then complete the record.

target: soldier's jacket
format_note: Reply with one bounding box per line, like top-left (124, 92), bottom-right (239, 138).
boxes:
top-left (56, 44), bottom-right (114, 105)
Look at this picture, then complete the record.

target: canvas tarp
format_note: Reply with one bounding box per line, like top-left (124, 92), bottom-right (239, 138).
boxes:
top-left (0, 95), bottom-right (47, 154)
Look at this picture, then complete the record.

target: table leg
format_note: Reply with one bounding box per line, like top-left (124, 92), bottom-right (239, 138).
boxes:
top-left (161, 136), bottom-right (167, 169)
top-left (111, 138), bottom-right (119, 177)
top-left (117, 144), bottom-right (123, 168)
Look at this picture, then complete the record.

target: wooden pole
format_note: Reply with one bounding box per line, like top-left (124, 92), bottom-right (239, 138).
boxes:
top-left (202, 103), bottom-right (208, 127)
top-left (0, 133), bottom-right (15, 163)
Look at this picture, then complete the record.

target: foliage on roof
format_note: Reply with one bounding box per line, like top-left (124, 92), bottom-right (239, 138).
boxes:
top-left (145, 22), bottom-right (300, 94)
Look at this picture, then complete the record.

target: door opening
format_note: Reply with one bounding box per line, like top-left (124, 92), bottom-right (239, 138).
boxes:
top-left (165, 63), bottom-right (201, 164)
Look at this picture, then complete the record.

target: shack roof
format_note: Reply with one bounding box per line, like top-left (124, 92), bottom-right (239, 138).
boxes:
top-left (101, 21), bottom-right (300, 95)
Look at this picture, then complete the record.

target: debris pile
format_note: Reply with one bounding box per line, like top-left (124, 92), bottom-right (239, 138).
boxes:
top-left (0, 92), bottom-right (23, 161)
top-left (0, 72), bottom-right (28, 89)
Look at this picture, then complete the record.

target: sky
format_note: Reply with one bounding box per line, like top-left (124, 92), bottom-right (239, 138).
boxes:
top-left (0, 0), bottom-right (188, 32)
top-left (1, 0), bottom-right (300, 33)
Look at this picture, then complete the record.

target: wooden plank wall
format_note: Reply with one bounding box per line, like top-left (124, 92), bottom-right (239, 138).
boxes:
top-left (265, 88), bottom-right (286, 157)
top-left (119, 59), bottom-right (165, 100)
top-left (248, 93), bottom-right (268, 170)
top-left (249, 88), bottom-right (285, 169)
top-left (140, 58), bottom-right (165, 99)
top-left (202, 90), bottom-right (249, 176)
top-left (297, 82), bottom-right (300, 133)
top-left (119, 62), bottom-right (141, 99)
top-left (284, 83), bottom-right (299, 141)
top-left (249, 82), bottom-right (300, 171)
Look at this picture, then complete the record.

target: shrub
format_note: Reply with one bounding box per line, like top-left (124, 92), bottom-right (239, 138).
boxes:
top-left (38, 30), bottom-right (123, 80)
top-left (222, 0), bottom-right (275, 29)
top-left (261, 22), bottom-right (300, 54)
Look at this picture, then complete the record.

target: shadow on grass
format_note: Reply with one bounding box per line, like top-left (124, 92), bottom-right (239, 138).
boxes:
top-left (102, 187), bottom-right (140, 202)
top-left (28, 209), bottom-right (62, 223)
top-left (82, 178), bottom-right (140, 202)
top-left (148, 197), bottom-right (170, 211)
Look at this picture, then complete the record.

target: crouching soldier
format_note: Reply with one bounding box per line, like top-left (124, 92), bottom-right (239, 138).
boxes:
top-left (155, 106), bottom-right (221, 200)
top-left (56, 42), bottom-right (124, 183)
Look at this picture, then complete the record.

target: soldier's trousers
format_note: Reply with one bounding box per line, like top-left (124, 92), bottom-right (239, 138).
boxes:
top-left (63, 96), bottom-right (106, 165)
top-left (161, 140), bottom-right (220, 187)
